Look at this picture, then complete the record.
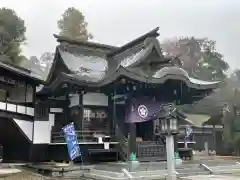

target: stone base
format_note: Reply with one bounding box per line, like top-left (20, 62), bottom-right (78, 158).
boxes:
top-left (166, 174), bottom-right (177, 180)
top-left (128, 160), bottom-right (140, 170)
top-left (175, 158), bottom-right (182, 165)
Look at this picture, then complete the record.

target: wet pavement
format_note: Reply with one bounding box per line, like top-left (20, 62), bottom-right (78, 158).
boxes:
top-left (1, 158), bottom-right (240, 180)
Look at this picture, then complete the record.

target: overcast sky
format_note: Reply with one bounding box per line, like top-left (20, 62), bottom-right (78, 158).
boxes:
top-left (1, 0), bottom-right (240, 69)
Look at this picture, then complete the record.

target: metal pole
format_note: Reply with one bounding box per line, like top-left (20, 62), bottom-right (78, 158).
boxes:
top-left (166, 135), bottom-right (176, 180)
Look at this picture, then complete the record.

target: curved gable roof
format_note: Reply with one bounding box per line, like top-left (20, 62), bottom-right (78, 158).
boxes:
top-left (40, 27), bottom-right (221, 94)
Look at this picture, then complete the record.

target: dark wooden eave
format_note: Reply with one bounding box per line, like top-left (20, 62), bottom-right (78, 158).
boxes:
top-left (202, 114), bottom-right (223, 126)
top-left (0, 60), bottom-right (44, 85)
top-left (0, 110), bottom-right (33, 122)
top-left (39, 66), bottom-right (221, 95)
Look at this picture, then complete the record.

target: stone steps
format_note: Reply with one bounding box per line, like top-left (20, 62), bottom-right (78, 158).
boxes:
top-left (202, 159), bottom-right (238, 166)
top-left (208, 164), bottom-right (240, 175)
top-left (175, 163), bottom-right (211, 177)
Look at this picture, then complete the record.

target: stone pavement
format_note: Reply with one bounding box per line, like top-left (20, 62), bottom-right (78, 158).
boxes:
top-left (183, 175), bottom-right (240, 180)
top-left (0, 168), bottom-right (21, 177)
top-left (82, 159), bottom-right (240, 179)
top-left (11, 157), bottom-right (240, 180)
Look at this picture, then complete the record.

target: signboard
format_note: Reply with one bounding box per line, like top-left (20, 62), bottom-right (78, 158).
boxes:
top-left (62, 122), bottom-right (81, 161)
top-left (185, 125), bottom-right (193, 141)
top-left (0, 76), bottom-right (16, 85)
top-left (185, 125), bottom-right (193, 137)
top-left (0, 76), bottom-right (25, 87)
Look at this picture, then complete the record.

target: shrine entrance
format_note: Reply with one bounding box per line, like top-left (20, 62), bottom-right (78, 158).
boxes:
top-left (136, 121), bottom-right (153, 141)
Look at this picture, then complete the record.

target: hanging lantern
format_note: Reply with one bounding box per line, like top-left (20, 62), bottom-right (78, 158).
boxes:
top-left (62, 84), bottom-right (68, 88)
top-left (173, 89), bottom-right (177, 95)
top-left (121, 78), bottom-right (126, 84)
top-left (160, 116), bottom-right (178, 135)
top-left (160, 104), bottom-right (179, 135)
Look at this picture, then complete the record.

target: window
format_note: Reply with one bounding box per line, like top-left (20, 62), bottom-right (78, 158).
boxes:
top-left (35, 104), bottom-right (48, 119)
top-left (8, 85), bottom-right (25, 103)
top-left (0, 89), bottom-right (6, 101)
top-left (83, 108), bottom-right (109, 134)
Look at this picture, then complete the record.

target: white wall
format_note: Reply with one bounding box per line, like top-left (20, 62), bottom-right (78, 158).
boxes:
top-left (69, 94), bottom-right (79, 107)
top-left (33, 113), bottom-right (54, 144)
top-left (50, 108), bottom-right (63, 113)
top-left (13, 119), bottom-right (33, 141)
top-left (0, 101), bottom-right (34, 116)
top-left (83, 93), bottom-right (108, 106)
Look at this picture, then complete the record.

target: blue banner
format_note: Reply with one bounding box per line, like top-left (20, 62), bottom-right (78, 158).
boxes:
top-left (185, 125), bottom-right (193, 140)
top-left (62, 122), bottom-right (81, 161)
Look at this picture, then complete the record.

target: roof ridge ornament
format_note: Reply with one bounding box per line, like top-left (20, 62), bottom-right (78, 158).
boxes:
top-left (108, 27), bottom-right (159, 56)
top-left (53, 34), bottom-right (117, 50)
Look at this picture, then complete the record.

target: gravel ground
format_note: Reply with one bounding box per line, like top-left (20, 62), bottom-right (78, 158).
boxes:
top-left (0, 171), bottom-right (48, 180)
top-left (0, 170), bottom-right (88, 180)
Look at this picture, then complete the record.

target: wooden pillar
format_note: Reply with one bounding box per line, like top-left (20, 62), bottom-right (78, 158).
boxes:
top-left (78, 93), bottom-right (84, 140)
top-left (79, 93), bottom-right (83, 131)
top-left (64, 94), bottom-right (70, 126)
top-left (30, 84), bottom-right (36, 161)
top-left (213, 125), bottom-right (216, 150)
top-left (112, 85), bottom-right (117, 135)
top-left (174, 135), bottom-right (178, 152)
top-left (4, 89), bottom-right (7, 110)
top-left (128, 123), bottom-right (137, 157)
top-left (71, 93), bottom-right (83, 131)
top-left (24, 81), bottom-right (27, 114)
top-left (31, 85), bottom-right (36, 141)
top-left (108, 95), bottom-right (114, 135)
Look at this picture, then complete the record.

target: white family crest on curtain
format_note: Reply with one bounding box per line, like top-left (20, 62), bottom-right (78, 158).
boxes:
top-left (138, 105), bottom-right (148, 118)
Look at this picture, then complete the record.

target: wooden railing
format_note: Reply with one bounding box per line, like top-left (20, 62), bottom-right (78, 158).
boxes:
top-left (0, 101), bottom-right (34, 116)
top-left (136, 141), bottom-right (165, 158)
top-left (51, 130), bottom-right (115, 143)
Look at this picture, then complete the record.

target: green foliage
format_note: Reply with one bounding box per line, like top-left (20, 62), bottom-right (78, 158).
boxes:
top-left (22, 52), bottom-right (54, 80)
top-left (234, 69), bottom-right (240, 83)
top-left (57, 7), bottom-right (93, 41)
top-left (162, 37), bottom-right (229, 81)
top-left (163, 36), bottom-right (231, 120)
top-left (194, 51), bottom-right (229, 81)
top-left (223, 111), bottom-right (240, 150)
top-left (0, 8), bottom-right (26, 64)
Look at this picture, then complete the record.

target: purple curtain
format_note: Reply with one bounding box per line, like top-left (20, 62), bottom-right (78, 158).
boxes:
top-left (125, 97), bottom-right (165, 123)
